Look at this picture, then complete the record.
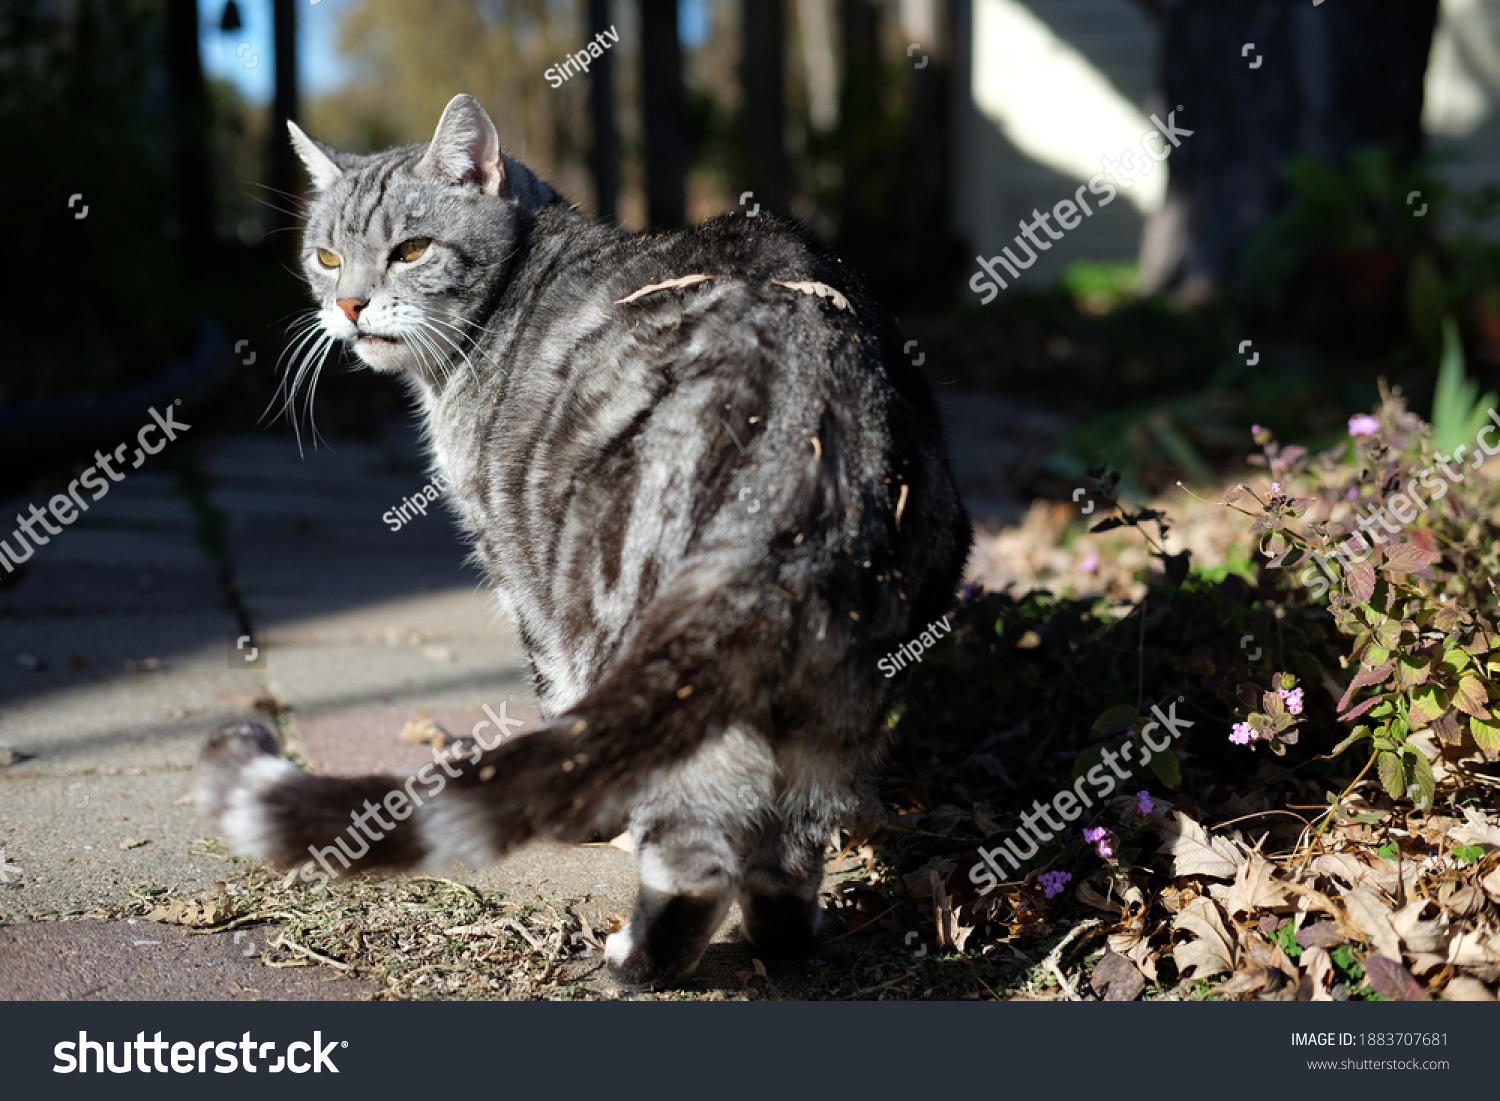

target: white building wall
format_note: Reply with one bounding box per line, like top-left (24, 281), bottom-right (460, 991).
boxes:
top-left (953, 0), bottom-right (1500, 290)
top-left (955, 0), bottom-right (1160, 287)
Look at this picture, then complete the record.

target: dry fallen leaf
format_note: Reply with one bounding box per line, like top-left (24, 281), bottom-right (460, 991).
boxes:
top-left (1219, 852), bottom-right (1294, 917)
top-left (1300, 945), bottom-right (1335, 1002)
top-left (901, 856), bottom-right (956, 899)
top-left (1296, 920), bottom-right (1345, 950)
top-left (399, 714), bottom-right (450, 749)
top-left (1448, 806), bottom-right (1500, 849)
top-left (119, 837), bottom-right (149, 850)
top-left (1156, 812), bottom-right (1244, 879)
top-left (1172, 897), bottom-right (1237, 980)
top-left (1307, 852), bottom-right (1398, 895)
top-left (1440, 976), bottom-right (1495, 1001)
top-left (615, 274), bottom-right (714, 304)
top-left (1076, 877), bottom-right (1123, 917)
top-left (1447, 926), bottom-right (1500, 970)
top-left (1436, 880), bottom-right (1485, 918)
top-left (1341, 886), bottom-right (1403, 962)
top-left (929, 867), bottom-right (972, 953)
top-left (1481, 863), bottom-right (1500, 905)
top-left (1390, 899), bottom-right (1452, 956)
top-left (1107, 915), bottom-right (1159, 982)
top-left (1363, 955), bottom-right (1431, 1001)
top-left (146, 897), bottom-right (227, 926)
top-left (771, 280), bottom-right (852, 312)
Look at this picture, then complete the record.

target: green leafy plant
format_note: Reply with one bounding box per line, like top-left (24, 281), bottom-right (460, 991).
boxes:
top-left (1228, 388), bottom-right (1500, 805)
top-left (1430, 316), bottom-right (1497, 456)
top-left (1453, 844), bottom-right (1484, 867)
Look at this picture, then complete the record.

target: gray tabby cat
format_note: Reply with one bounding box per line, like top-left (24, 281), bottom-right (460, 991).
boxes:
top-left (196, 94), bottom-right (970, 990)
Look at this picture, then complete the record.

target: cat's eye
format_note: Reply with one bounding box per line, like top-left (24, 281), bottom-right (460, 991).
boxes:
top-left (315, 248), bottom-right (341, 269)
top-left (392, 237), bottom-right (431, 264)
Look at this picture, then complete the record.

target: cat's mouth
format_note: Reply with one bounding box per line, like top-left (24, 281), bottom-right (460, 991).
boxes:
top-left (355, 333), bottom-right (404, 346)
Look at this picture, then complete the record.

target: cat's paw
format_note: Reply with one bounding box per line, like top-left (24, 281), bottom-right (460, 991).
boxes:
top-left (193, 721), bottom-right (285, 835)
top-left (603, 921), bottom-right (657, 991)
top-left (603, 920), bottom-right (702, 992)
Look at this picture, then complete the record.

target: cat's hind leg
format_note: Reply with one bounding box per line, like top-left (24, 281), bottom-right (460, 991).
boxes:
top-left (735, 749), bottom-right (875, 957)
top-left (604, 732), bottom-right (770, 990)
top-left (736, 813), bottom-right (830, 958)
top-left (604, 815), bottom-right (740, 990)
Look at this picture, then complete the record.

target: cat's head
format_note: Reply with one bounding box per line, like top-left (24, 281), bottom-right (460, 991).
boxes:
top-left (288, 94), bottom-right (534, 382)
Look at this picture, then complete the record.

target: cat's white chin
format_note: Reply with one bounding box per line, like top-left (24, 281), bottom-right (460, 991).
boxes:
top-left (352, 335), bottom-right (411, 372)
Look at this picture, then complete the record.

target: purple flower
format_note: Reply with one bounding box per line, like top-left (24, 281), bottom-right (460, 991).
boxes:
top-left (1136, 791), bottom-right (1154, 815)
top-left (1347, 487), bottom-right (1359, 500)
top-left (1079, 553), bottom-right (1100, 574)
top-left (1251, 425), bottom-right (1263, 436)
top-left (1348, 414), bottom-right (1380, 437)
top-left (1037, 870), bottom-right (1072, 899)
top-left (1230, 722), bottom-right (1256, 745)
top-left (1278, 687), bottom-right (1304, 715)
top-left (1270, 482), bottom-right (1281, 496)
top-left (1083, 826), bottom-right (1115, 860)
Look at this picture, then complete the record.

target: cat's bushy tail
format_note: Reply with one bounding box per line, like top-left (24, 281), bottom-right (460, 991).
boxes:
top-left (194, 557), bottom-right (789, 886)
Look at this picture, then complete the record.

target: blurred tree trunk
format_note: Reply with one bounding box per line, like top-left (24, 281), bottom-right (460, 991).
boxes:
top-left (1139, 0), bottom-right (1440, 297)
top-left (267, 0), bottom-right (301, 248)
top-left (741, 0), bottom-right (790, 216)
top-left (903, 0), bottom-right (959, 308)
top-left (834, 0), bottom-right (883, 266)
top-left (588, 0), bottom-right (619, 223)
top-left (796, 0), bottom-right (839, 132)
top-left (640, 0), bottom-right (686, 228)
top-left (163, 0), bottom-right (212, 258)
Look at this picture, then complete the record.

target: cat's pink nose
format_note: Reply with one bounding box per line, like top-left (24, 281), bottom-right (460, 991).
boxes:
top-left (336, 298), bottom-right (367, 322)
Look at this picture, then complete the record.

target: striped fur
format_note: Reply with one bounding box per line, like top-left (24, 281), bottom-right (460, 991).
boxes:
top-left (197, 95), bottom-right (971, 989)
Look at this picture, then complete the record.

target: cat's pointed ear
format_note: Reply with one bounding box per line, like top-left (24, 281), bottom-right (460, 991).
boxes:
top-left (286, 120), bottom-right (345, 191)
top-left (422, 94), bottom-right (504, 195)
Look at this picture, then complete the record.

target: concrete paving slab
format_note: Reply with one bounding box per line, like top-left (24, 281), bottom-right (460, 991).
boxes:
top-left (1, 642), bottom-right (263, 773)
top-left (0, 563), bottom-right (224, 615)
top-left (249, 588), bottom-right (510, 646)
top-left (264, 644), bottom-right (531, 717)
top-left (0, 769), bottom-right (218, 922)
top-left (0, 920), bottom-right (379, 1000)
top-left (294, 703), bottom-right (544, 776)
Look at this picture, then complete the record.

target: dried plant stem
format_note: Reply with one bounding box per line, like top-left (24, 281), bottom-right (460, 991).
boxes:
top-left (1040, 918), bottom-right (1101, 1001)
